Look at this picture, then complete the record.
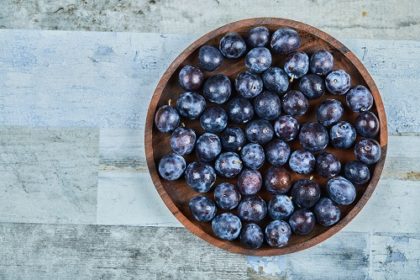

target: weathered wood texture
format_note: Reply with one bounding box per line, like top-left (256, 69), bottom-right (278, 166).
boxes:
top-left (0, 0), bottom-right (419, 40)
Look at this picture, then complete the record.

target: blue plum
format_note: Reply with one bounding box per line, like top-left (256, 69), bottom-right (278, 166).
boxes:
top-left (346, 85), bottom-right (373, 112)
top-left (289, 150), bottom-right (316, 174)
top-left (237, 169), bottom-right (262, 195)
top-left (200, 106), bottom-right (228, 133)
top-left (291, 179), bottom-right (321, 208)
top-left (264, 167), bottom-right (291, 194)
top-left (284, 52), bottom-right (309, 79)
top-left (212, 213), bottom-right (242, 240)
top-left (282, 90), bottom-right (309, 116)
top-left (158, 153), bottom-right (186, 181)
top-left (299, 74), bottom-right (325, 99)
top-left (219, 32), bottom-right (247, 59)
top-left (268, 195), bottom-right (294, 220)
top-left (198, 45), bottom-right (224, 71)
top-left (330, 121), bottom-right (357, 149)
top-left (237, 195), bottom-right (267, 222)
top-left (265, 220), bottom-right (291, 247)
top-left (354, 138), bottom-right (381, 165)
top-left (154, 105), bottom-right (180, 133)
top-left (240, 223), bottom-right (264, 249)
top-left (178, 65), bottom-right (204, 91)
top-left (248, 26), bottom-right (270, 48)
top-left (262, 67), bottom-right (289, 94)
top-left (245, 47), bottom-right (272, 73)
top-left (185, 162), bottom-right (216, 193)
top-left (215, 152), bottom-right (243, 178)
top-left (270, 28), bottom-right (301, 54)
top-left (245, 119), bottom-right (274, 145)
top-left (170, 127), bottom-right (196, 155)
top-left (317, 99), bottom-right (344, 127)
top-left (299, 122), bottom-right (329, 152)
top-left (240, 143), bottom-right (265, 170)
top-left (176, 92), bottom-right (206, 120)
top-left (316, 152), bottom-right (341, 178)
top-left (214, 183), bottom-right (241, 210)
top-left (189, 195), bottom-right (217, 222)
top-left (274, 115), bottom-right (300, 142)
top-left (253, 91), bottom-right (281, 120)
top-left (325, 69), bottom-right (351, 95)
top-left (235, 71), bottom-right (263, 98)
top-left (265, 139), bottom-right (290, 167)
top-left (227, 97), bottom-right (254, 124)
top-left (327, 176), bottom-right (356, 205)
top-left (195, 133), bottom-right (222, 162)
top-left (344, 160), bottom-right (371, 185)
top-left (289, 209), bottom-right (315, 235)
top-left (355, 111), bottom-right (379, 138)
top-left (203, 74), bottom-right (231, 104)
top-left (220, 127), bottom-right (246, 152)
top-left (314, 198), bottom-right (341, 227)
top-left (309, 50), bottom-right (333, 75)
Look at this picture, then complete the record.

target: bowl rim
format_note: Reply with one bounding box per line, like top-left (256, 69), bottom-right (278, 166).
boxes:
top-left (144, 17), bottom-right (388, 256)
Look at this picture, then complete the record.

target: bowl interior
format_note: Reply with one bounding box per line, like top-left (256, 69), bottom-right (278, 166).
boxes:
top-left (146, 18), bottom-right (387, 255)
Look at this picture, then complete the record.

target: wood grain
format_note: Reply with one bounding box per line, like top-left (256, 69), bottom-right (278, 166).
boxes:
top-left (145, 18), bottom-right (387, 255)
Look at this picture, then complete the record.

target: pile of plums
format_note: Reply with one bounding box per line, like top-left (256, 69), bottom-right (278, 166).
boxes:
top-left (154, 26), bottom-right (381, 249)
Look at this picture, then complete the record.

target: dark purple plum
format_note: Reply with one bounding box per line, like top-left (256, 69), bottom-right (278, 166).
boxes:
top-left (215, 152), bottom-right (243, 178)
top-left (325, 69), bottom-right (351, 95)
top-left (265, 139), bottom-right (291, 167)
top-left (185, 162), bottom-right (216, 193)
top-left (265, 220), bottom-right (291, 247)
top-left (299, 74), bottom-right (325, 99)
top-left (200, 106), bottom-right (228, 133)
top-left (214, 183), bottom-right (241, 210)
top-left (212, 213), bottom-right (242, 240)
top-left (176, 92), bottom-right (206, 120)
top-left (262, 67), bottom-right (289, 94)
top-left (198, 45), bottom-right (224, 71)
top-left (330, 121), bottom-right (357, 149)
top-left (354, 138), bottom-right (382, 165)
top-left (241, 143), bottom-right (265, 170)
top-left (270, 28), bottom-right (301, 54)
top-left (327, 176), bottom-right (356, 205)
top-left (346, 85), bottom-right (373, 112)
top-left (289, 209), bottom-right (315, 235)
top-left (170, 127), bottom-right (196, 155)
top-left (265, 167), bottom-right (291, 194)
top-left (299, 122), bottom-right (329, 152)
top-left (284, 52), bottom-right (309, 79)
top-left (203, 74), bottom-right (231, 104)
top-left (316, 152), bottom-right (341, 178)
top-left (344, 160), bottom-right (371, 185)
top-left (235, 71), bottom-right (263, 99)
top-left (220, 127), bottom-right (246, 152)
top-left (274, 115), bottom-right (300, 142)
top-left (355, 111), bottom-right (379, 138)
top-left (178, 65), bottom-right (204, 91)
top-left (219, 32), bottom-right (247, 59)
top-left (248, 26), bottom-right (270, 48)
top-left (227, 97), bottom-right (254, 124)
top-left (237, 195), bottom-right (267, 222)
top-left (282, 90), bottom-right (309, 116)
top-left (189, 195), bottom-right (217, 222)
top-left (268, 195), bottom-right (294, 220)
top-left (154, 105), bottom-right (180, 133)
top-left (309, 50), bottom-right (334, 75)
top-left (317, 99), bottom-right (344, 127)
top-left (158, 153), bottom-right (186, 181)
top-left (240, 223), bottom-right (264, 249)
top-left (314, 198), bottom-right (341, 227)
top-left (289, 150), bottom-right (316, 174)
top-left (237, 169), bottom-right (262, 195)
top-left (253, 91), bottom-right (281, 120)
top-left (291, 179), bottom-right (321, 208)
top-left (195, 133), bottom-right (222, 162)
top-left (245, 119), bottom-right (274, 145)
top-left (245, 47), bottom-right (272, 73)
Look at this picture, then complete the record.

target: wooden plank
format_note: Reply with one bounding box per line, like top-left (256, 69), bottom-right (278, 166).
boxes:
top-left (0, 127), bottom-right (98, 224)
top-left (0, 223), bottom-right (247, 280)
top-left (0, 30), bottom-right (419, 133)
top-left (0, 0), bottom-right (419, 40)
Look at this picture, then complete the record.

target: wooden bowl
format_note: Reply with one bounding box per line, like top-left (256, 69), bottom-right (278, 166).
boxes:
top-left (145, 18), bottom-right (387, 256)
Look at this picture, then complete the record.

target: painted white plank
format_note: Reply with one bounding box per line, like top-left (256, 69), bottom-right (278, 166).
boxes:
top-left (0, 30), bottom-right (419, 133)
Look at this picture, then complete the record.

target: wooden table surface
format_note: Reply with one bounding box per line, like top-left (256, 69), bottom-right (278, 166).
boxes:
top-left (0, 29), bottom-right (419, 279)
